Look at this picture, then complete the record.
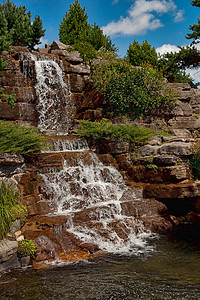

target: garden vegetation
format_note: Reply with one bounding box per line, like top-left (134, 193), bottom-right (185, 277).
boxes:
top-left (0, 121), bottom-right (47, 154)
top-left (76, 120), bottom-right (153, 145)
top-left (0, 181), bottom-right (27, 240)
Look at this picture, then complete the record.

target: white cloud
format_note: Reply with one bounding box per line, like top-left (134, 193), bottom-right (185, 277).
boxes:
top-left (112, 0), bottom-right (119, 4)
top-left (174, 9), bottom-right (184, 22)
top-left (156, 44), bottom-right (180, 55)
top-left (39, 37), bottom-right (49, 48)
top-left (156, 43), bottom-right (200, 83)
top-left (102, 0), bottom-right (184, 37)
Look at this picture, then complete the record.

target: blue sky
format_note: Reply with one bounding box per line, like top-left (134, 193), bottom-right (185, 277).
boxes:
top-left (10, 0), bottom-right (199, 56)
top-left (5, 0), bottom-right (200, 81)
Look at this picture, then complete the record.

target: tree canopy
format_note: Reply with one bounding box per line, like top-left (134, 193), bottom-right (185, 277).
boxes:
top-left (186, 0), bottom-right (200, 42)
top-left (0, 0), bottom-right (45, 50)
top-left (59, 0), bottom-right (116, 60)
top-left (127, 40), bottom-right (158, 67)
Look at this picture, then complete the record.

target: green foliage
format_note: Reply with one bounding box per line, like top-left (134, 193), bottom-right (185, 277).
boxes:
top-left (0, 87), bottom-right (16, 108)
top-left (0, 181), bottom-right (27, 239)
top-left (158, 46), bottom-right (200, 84)
top-left (0, 121), bottom-right (47, 154)
top-left (76, 120), bottom-right (153, 145)
top-left (91, 58), bottom-right (175, 118)
top-left (186, 0), bottom-right (200, 42)
top-left (18, 239), bottom-right (36, 258)
top-left (127, 40), bottom-right (158, 67)
top-left (0, 0), bottom-right (45, 50)
top-left (59, 0), bottom-right (116, 61)
top-left (190, 138), bottom-right (200, 179)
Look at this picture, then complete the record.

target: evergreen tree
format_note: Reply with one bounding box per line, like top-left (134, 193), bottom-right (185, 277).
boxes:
top-left (88, 23), bottom-right (114, 51)
top-left (127, 40), bottom-right (158, 67)
top-left (59, 0), bottom-right (89, 45)
top-left (186, 0), bottom-right (200, 42)
top-left (59, 0), bottom-right (116, 60)
top-left (0, 0), bottom-right (45, 50)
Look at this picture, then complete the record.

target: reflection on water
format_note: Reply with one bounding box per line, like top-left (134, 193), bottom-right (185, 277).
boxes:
top-left (1, 235), bottom-right (200, 300)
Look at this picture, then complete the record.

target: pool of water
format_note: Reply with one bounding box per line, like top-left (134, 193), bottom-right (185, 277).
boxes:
top-left (1, 234), bottom-right (200, 300)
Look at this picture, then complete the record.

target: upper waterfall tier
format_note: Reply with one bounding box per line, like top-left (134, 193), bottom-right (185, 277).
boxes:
top-left (20, 53), bottom-right (74, 135)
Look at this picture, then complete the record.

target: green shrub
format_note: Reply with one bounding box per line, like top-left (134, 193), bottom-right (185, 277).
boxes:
top-left (0, 121), bottom-right (48, 154)
top-left (0, 181), bottom-right (27, 239)
top-left (90, 58), bottom-right (176, 119)
top-left (0, 87), bottom-right (16, 108)
top-left (18, 239), bottom-right (36, 258)
top-left (76, 120), bottom-right (153, 145)
top-left (190, 138), bottom-right (200, 179)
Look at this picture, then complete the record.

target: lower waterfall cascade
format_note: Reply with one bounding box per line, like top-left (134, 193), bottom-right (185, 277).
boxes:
top-left (37, 138), bottom-right (154, 257)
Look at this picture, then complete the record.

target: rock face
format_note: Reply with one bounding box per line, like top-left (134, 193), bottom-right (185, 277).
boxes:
top-left (0, 41), bottom-right (102, 132)
top-left (19, 138), bottom-right (173, 266)
top-left (1, 41), bottom-right (200, 268)
top-left (0, 239), bottom-right (20, 273)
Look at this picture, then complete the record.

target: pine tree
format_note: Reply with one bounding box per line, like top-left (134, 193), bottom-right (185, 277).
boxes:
top-left (127, 40), bottom-right (158, 67)
top-left (59, 0), bottom-right (116, 60)
top-left (0, 0), bottom-right (45, 50)
top-left (186, 0), bottom-right (200, 42)
top-left (59, 0), bottom-right (89, 45)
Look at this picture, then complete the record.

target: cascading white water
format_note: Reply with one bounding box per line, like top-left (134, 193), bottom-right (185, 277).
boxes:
top-left (40, 149), bottom-right (152, 255)
top-left (34, 59), bottom-right (72, 135)
top-left (42, 137), bottom-right (89, 153)
top-left (20, 53), bottom-right (73, 135)
top-left (19, 52), bottom-right (153, 255)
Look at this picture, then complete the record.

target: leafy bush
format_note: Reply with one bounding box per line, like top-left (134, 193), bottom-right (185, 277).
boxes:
top-left (0, 181), bottom-right (27, 239)
top-left (90, 58), bottom-right (175, 118)
top-left (190, 138), bottom-right (200, 179)
top-left (76, 120), bottom-right (153, 145)
top-left (0, 87), bottom-right (16, 108)
top-left (18, 239), bottom-right (36, 258)
top-left (0, 121), bottom-right (48, 154)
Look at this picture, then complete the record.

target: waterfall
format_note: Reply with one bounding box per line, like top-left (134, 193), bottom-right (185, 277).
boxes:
top-left (20, 53), bottom-right (73, 135)
top-left (19, 52), bottom-right (153, 258)
top-left (42, 137), bottom-right (89, 153)
top-left (39, 146), bottom-right (152, 255)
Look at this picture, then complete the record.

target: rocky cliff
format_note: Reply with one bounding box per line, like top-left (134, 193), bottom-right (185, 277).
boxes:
top-left (1, 41), bottom-right (200, 270)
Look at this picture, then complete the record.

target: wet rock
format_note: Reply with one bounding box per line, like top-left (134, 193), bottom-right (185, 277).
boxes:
top-left (141, 216), bottom-right (173, 233)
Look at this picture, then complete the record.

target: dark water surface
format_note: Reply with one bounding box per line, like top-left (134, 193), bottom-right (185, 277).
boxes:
top-left (1, 235), bottom-right (200, 300)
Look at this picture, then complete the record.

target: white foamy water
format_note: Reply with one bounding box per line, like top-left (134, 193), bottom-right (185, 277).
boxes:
top-left (40, 150), bottom-right (152, 255)
top-left (34, 60), bottom-right (72, 134)
top-left (20, 53), bottom-right (73, 135)
top-left (42, 138), bottom-right (89, 153)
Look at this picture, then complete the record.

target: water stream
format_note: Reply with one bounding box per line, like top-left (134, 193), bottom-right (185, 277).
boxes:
top-left (1, 235), bottom-right (200, 299)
